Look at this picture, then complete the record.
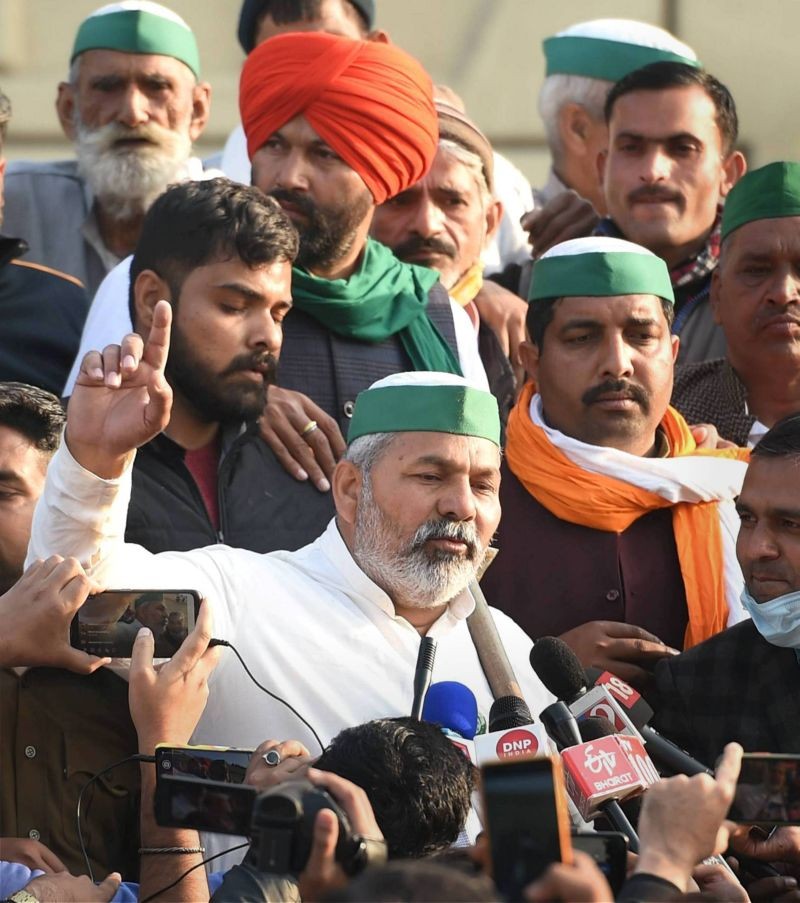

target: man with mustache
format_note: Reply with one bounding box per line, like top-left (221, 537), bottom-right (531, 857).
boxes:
top-left (672, 162), bottom-right (800, 447)
top-left (116, 177), bottom-right (334, 554)
top-left (28, 350), bottom-right (553, 766)
top-left (594, 62), bottom-right (746, 365)
top-left (652, 413), bottom-right (800, 764)
top-left (3, 1), bottom-right (213, 297)
top-left (481, 236), bottom-right (749, 691)
top-left (370, 95), bottom-right (519, 416)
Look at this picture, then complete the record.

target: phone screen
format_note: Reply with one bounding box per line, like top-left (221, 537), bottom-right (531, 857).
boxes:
top-left (572, 832), bottom-right (628, 894)
top-left (70, 590), bottom-right (200, 658)
top-left (156, 746), bottom-right (254, 785)
top-left (731, 754), bottom-right (800, 825)
top-left (481, 757), bottom-right (571, 901)
top-left (155, 773), bottom-right (256, 836)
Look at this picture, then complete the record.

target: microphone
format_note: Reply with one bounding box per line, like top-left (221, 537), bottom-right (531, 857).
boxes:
top-left (421, 681), bottom-right (478, 762)
top-left (560, 718), bottom-right (643, 852)
top-left (410, 636), bottom-right (437, 720)
top-left (530, 636), bottom-right (587, 702)
top-left (540, 701), bottom-right (582, 750)
top-left (474, 695), bottom-right (554, 765)
top-left (421, 681), bottom-right (478, 739)
top-left (584, 667), bottom-right (713, 777)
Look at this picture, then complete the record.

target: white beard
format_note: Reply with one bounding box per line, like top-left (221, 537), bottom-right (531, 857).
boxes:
top-left (75, 117), bottom-right (193, 220)
top-left (352, 478), bottom-right (484, 610)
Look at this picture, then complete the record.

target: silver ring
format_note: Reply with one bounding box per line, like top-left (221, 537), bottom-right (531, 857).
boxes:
top-left (263, 749), bottom-right (282, 767)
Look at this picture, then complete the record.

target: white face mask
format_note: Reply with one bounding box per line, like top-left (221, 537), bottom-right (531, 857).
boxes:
top-left (740, 586), bottom-right (800, 648)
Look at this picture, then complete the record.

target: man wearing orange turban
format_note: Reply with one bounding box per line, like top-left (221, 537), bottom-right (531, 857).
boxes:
top-left (239, 32), bottom-right (488, 492)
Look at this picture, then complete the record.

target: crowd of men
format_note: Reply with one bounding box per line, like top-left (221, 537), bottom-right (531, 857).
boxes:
top-left (1, 1), bottom-right (800, 901)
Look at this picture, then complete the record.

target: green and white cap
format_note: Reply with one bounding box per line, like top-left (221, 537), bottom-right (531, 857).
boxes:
top-left (72, 1), bottom-right (200, 78)
top-left (530, 236), bottom-right (675, 305)
top-left (348, 372), bottom-right (501, 447)
top-left (721, 162), bottom-right (800, 240)
top-left (543, 19), bottom-right (699, 82)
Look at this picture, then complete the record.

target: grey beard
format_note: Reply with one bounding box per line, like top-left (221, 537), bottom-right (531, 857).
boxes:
top-left (352, 477), bottom-right (483, 610)
top-left (74, 119), bottom-right (192, 220)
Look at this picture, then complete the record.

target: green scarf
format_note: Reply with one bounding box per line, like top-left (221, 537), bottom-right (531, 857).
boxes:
top-left (290, 239), bottom-right (462, 375)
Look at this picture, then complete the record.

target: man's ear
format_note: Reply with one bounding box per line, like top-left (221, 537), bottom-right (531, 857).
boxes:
top-left (720, 150), bottom-right (747, 197)
top-left (134, 270), bottom-right (172, 338)
top-left (332, 459), bottom-right (361, 529)
top-left (671, 333), bottom-right (680, 363)
top-left (367, 29), bottom-right (391, 43)
top-left (56, 82), bottom-right (77, 141)
top-left (188, 82), bottom-right (212, 142)
top-left (559, 103), bottom-right (594, 159)
top-left (483, 198), bottom-right (503, 245)
top-left (518, 340), bottom-right (541, 383)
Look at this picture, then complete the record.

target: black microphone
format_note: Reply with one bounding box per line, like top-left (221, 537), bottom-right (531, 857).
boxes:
top-left (488, 694), bottom-right (533, 731)
top-left (410, 636), bottom-right (437, 720)
top-left (530, 636), bottom-right (587, 703)
top-left (540, 701), bottom-right (582, 750)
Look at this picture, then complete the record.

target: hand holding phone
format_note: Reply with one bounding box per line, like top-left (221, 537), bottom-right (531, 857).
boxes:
top-left (731, 754), bottom-right (800, 826)
top-left (480, 755), bottom-right (573, 901)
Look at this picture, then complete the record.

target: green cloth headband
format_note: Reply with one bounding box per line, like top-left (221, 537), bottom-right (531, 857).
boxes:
top-left (530, 251), bottom-right (675, 304)
top-left (348, 385), bottom-right (501, 446)
top-left (721, 162), bottom-right (800, 240)
top-left (72, 10), bottom-right (200, 78)
top-left (543, 35), bottom-right (699, 82)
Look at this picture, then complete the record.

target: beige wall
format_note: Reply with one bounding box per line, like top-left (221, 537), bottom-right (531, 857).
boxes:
top-left (1, 0), bottom-right (799, 187)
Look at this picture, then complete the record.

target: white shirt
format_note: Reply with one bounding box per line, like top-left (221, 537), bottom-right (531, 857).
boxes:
top-left (29, 442), bottom-right (553, 745)
top-left (64, 258), bottom-right (488, 395)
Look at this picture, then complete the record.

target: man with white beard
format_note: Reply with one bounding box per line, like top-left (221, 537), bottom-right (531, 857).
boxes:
top-left (28, 331), bottom-right (553, 750)
top-left (3, 1), bottom-right (213, 296)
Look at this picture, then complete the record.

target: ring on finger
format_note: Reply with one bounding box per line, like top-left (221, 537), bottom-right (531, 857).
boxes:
top-left (263, 749), bottom-right (282, 767)
top-left (301, 420), bottom-right (318, 437)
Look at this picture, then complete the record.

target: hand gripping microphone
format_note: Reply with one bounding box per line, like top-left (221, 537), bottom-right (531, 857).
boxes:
top-left (474, 695), bottom-right (554, 765)
top-left (421, 681), bottom-right (478, 762)
top-left (410, 636), bottom-right (437, 721)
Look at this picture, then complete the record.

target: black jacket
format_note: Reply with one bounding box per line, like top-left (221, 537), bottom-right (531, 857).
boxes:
top-left (127, 426), bottom-right (334, 554)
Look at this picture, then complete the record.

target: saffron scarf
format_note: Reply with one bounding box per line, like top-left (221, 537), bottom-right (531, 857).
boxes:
top-left (505, 382), bottom-right (750, 648)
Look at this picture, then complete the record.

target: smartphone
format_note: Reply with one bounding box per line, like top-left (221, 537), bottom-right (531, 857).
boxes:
top-left (730, 753), bottom-right (800, 825)
top-left (480, 755), bottom-right (573, 901)
top-left (156, 744), bottom-right (254, 785)
top-left (70, 589), bottom-right (201, 658)
top-left (154, 773), bottom-right (256, 836)
top-left (572, 832), bottom-right (628, 894)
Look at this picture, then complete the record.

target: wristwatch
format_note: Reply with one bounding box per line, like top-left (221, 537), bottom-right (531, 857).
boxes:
top-left (4, 890), bottom-right (41, 903)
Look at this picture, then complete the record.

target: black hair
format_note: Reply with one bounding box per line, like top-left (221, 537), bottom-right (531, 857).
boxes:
top-left (315, 716), bottom-right (475, 859)
top-left (0, 383), bottom-right (65, 454)
top-left (605, 62), bottom-right (738, 155)
top-left (261, 0), bottom-right (368, 27)
top-left (128, 178), bottom-right (298, 325)
top-left (752, 413), bottom-right (800, 458)
top-left (526, 295), bottom-right (675, 349)
top-left (324, 859), bottom-right (497, 902)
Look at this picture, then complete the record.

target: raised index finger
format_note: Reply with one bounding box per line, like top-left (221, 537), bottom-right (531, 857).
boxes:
top-left (714, 742), bottom-right (743, 797)
top-left (142, 299), bottom-right (172, 372)
top-left (170, 600), bottom-right (214, 678)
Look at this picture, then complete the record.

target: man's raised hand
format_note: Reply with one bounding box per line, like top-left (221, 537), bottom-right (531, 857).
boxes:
top-left (67, 300), bottom-right (173, 479)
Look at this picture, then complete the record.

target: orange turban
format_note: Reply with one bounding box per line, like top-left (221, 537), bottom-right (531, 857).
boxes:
top-left (239, 32), bottom-right (438, 204)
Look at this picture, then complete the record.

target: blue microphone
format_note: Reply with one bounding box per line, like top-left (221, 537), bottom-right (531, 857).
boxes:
top-left (421, 681), bottom-right (479, 740)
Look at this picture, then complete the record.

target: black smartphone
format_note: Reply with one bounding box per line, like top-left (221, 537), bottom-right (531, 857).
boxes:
top-left (572, 831), bottom-right (628, 894)
top-left (730, 753), bottom-right (800, 825)
top-left (154, 773), bottom-right (256, 836)
top-left (480, 755), bottom-right (573, 902)
top-left (156, 744), bottom-right (254, 786)
top-left (70, 589), bottom-right (201, 658)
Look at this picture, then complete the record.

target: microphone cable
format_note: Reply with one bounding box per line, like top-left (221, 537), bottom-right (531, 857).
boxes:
top-left (140, 841), bottom-right (249, 903)
top-left (209, 638), bottom-right (324, 753)
top-left (76, 639), bottom-right (323, 884)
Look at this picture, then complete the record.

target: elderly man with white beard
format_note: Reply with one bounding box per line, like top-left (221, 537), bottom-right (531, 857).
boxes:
top-left (3, 1), bottom-right (213, 296)
top-left (28, 306), bottom-right (552, 753)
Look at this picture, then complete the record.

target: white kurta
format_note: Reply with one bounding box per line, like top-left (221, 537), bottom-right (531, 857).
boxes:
top-left (29, 443), bottom-right (554, 751)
